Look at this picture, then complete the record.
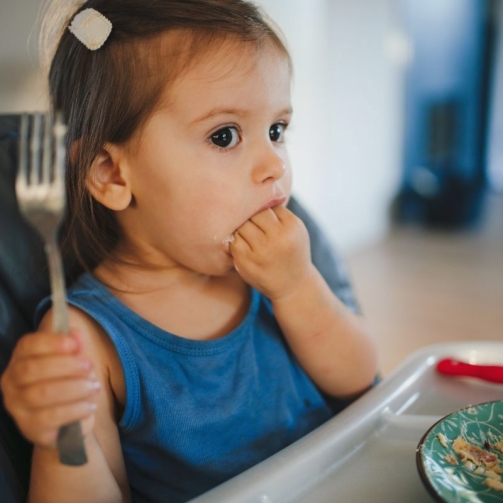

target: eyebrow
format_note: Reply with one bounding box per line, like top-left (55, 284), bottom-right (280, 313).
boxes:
top-left (190, 107), bottom-right (293, 125)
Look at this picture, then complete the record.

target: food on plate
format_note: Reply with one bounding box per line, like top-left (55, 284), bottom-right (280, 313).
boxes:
top-left (494, 441), bottom-right (503, 454)
top-left (444, 454), bottom-right (458, 465)
top-left (437, 433), bottom-right (449, 448)
top-left (484, 477), bottom-right (503, 492)
top-left (452, 437), bottom-right (499, 469)
top-left (437, 434), bottom-right (503, 493)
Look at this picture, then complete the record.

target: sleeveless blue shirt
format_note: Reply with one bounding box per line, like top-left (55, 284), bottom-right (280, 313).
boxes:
top-left (38, 273), bottom-right (334, 502)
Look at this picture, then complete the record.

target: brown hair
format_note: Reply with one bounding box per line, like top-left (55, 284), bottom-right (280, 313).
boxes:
top-left (48, 0), bottom-right (291, 282)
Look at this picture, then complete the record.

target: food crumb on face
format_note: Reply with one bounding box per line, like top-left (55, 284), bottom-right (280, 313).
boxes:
top-left (222, 235), bottom-right (235, 250)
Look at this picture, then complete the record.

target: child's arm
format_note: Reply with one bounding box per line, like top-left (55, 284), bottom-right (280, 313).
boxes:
top-left (230, 205), bottom-right (378, 398)
top-left (1, 308), bottom-right (130, 503)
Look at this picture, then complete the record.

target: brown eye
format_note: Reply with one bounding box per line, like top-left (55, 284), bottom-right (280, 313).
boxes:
top-left (210, 127), bottom-right (239, 149)
top-left (270, 123), bottom-right (286, 142)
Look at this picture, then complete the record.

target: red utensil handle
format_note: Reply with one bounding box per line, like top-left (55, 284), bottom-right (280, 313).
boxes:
top-left (436, 358), bottom-right (503, 384)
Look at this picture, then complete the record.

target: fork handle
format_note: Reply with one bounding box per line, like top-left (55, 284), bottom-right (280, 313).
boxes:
top-left (58, 423), bottom-right (88, 466)
top-left (46, 241), bottom-right (69, 333)
top-left (46, 241), bottom-right (88, 466)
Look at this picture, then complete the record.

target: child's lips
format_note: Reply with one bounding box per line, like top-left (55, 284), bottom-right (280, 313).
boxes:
top-left (256, 195), bottom-right (287, 214)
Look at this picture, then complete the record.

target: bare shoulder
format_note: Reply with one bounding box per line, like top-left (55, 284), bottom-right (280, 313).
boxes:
top-left (39, 305), bottom-right (126, 412)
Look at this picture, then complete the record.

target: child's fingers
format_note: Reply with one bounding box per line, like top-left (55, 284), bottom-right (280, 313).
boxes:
top-left (251, 207), bottom-right (280, 231)
top-left (5, 354), bottom-right (93, 388)
top-left (17, 401), bottom-right (97, 448)
top-left (230, 231), bottom-right (252, 254)
top-left (235, 220), bottom-right (265, 251)
top-left (13, 331), bottom-right (80, 359)
top-left (271, 204), bottom-right (291, 222)
top-left (17, 377), bottom-right (100, 410)
top-left (37, 400), bottom-right (97, 429)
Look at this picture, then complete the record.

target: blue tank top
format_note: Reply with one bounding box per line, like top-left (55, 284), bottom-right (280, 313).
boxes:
top-left (38, 273), bottom-right (334, 502)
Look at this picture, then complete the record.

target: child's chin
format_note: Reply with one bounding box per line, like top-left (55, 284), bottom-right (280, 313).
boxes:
top-left (201, 255), bottom-right (235, 277)
top-left (222, 257), bottom-right (237, 274)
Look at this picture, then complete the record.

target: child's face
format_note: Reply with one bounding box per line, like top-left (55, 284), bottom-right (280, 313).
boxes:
top-left (119, 40), bottom-right (292, 276)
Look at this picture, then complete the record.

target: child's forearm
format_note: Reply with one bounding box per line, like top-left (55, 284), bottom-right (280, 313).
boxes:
top-left (271, 264), bottom-right (378, 398)
top-left (28, 433), bottom-right (127, 503)
top-left (229, 204), bottom-right (378, 396)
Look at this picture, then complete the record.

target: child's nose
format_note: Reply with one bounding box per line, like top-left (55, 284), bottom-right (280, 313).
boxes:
top-left (251, 146), bottom-right (286, 184)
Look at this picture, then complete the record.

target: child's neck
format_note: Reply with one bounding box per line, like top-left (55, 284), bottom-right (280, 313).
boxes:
top-left (94, 259), bottom-right (214, 293)
top-left (93, 261), bottom-right (251, 341)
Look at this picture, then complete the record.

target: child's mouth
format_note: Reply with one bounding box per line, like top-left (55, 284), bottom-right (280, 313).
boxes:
top-left (256, 195), bottom-right (287, 214)
top-left (221, 194), bottom-right (288, 253)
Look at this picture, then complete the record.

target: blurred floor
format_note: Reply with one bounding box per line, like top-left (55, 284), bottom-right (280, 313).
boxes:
top-left (347, 193), bottom-right (503, 376)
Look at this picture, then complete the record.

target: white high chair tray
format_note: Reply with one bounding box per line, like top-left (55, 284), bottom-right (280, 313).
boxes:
top-left (190, 341), bottom-right (503, 503)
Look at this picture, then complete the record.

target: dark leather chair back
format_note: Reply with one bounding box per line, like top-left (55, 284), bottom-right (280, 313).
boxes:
top-left (0, 115), bottom-right (50, 501)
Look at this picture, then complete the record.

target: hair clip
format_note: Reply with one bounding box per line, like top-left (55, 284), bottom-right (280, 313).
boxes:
top-left (68, 8), bottom-right (112, 51)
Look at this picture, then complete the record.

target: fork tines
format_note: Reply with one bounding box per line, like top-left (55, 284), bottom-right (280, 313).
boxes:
top-left (17, 112), bottom-right (66, 190)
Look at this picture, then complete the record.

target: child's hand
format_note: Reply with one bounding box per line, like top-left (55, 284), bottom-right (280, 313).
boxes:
top-left (230, 205), bottom-right (313, 301)
top-left (0, 330), bottom-right (100, 449)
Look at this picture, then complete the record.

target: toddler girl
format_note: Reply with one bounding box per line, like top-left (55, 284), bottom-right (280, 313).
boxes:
top-left (1, 1), bottom-right (378, 502)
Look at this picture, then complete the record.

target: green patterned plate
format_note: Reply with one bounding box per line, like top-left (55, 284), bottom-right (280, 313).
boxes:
top-left (416, 401), bottom-right (503, 502)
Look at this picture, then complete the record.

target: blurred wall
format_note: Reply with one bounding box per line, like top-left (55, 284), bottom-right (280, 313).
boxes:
top-left (0, 0), bottom-right (406, 254)
top-left (258, 0), bottom-right (405, 253)
top-left (0, 0), bottom-right (48, 111)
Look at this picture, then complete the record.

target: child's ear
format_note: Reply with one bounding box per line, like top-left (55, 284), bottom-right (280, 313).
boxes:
top-left (85, 145), bottom-right (132, 211)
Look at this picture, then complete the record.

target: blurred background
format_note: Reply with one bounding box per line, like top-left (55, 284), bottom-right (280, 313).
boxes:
top-left (1, 0), bottom-right (502, 375)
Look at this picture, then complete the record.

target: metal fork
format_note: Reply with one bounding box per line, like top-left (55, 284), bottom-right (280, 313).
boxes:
top-left (16, 112), bottom-right (87, 466)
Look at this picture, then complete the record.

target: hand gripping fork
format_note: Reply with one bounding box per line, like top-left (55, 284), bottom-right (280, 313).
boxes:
top-left (16, 112), bottom-right (87, 466)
